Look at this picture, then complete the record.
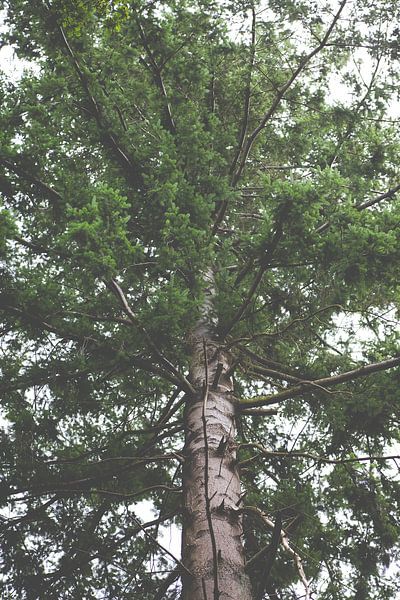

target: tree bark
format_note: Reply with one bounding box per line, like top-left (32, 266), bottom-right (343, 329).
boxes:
top-left (181, 270), bottom-right (253, 600)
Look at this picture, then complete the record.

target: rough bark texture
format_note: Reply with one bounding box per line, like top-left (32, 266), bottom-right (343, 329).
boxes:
top-left (181, 271), bottom-right (253, 600)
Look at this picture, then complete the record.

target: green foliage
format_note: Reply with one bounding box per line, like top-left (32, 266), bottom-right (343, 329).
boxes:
top-left (1, 0), bottom-right (400, 598)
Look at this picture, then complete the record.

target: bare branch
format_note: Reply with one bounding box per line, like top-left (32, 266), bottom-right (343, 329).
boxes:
top-left (238, 442), bottom-right (400, 467)
top-left (240, 355), bottom-right (400, 408)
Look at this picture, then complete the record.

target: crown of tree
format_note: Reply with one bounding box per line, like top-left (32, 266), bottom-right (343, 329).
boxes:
top-left (1, 1), bottom-right (400, 598)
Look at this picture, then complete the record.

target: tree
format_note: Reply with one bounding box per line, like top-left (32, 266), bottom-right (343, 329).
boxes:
top-left (1, 0), bottom-right (400, 597)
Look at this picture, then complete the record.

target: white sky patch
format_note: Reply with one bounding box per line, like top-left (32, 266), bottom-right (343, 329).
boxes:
top-left (0, 9), bottom-right (40, 80)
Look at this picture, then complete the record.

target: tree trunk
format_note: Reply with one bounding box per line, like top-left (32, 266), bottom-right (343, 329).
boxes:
top-left (181, 271), bottom-right (253, 600)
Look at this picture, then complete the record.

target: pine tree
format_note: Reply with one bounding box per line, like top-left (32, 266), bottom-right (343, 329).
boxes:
top-left (1, 1), bottom-right (400, 598)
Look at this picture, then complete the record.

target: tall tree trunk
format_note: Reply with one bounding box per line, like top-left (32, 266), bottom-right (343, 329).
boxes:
top-left (181, 271), bottom-right (253, 600)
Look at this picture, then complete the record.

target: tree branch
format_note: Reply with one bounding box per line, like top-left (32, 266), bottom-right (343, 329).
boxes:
top-left (240, 355), bottom-right (400, 408)
top-left (315, 182), bottom-right (400, 234)
top-left (107, 278), bottom-right (195, 395)
top-left (136, 19), bottom-right (176, 135)
top-left (254, 512), bottom-right (282, 600)
top-left (232, 0), bottom-right (347, 186)
top-left (221, 218), bottom-right (284, 338)
top-left (132, 513), bottom-right (192, 578)
top-left (238, 442), bottom-right (400, 467)
top-left (152, 567), bottom-right (180, 600)
top-left (44, 511), bottom-right (178, 582)
top-left (241, 506), bottom-right (310, 600)
top-left (229, 3), bottom-right (257, 178)
top-left (0, 156), bottom-right (63, 203)
top-left (46, 6), bottom-right (144, 189)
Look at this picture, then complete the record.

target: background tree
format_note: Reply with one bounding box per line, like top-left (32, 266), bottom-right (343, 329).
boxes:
top-left (1, 0), bottom-right (400, 598)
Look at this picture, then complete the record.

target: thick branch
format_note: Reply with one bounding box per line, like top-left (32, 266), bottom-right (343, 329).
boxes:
top-left (240, 355), bottom-right (400, 408)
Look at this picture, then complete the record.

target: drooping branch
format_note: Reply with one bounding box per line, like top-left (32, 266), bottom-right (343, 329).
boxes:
top-left (240, 354), bottom-right (400, 408)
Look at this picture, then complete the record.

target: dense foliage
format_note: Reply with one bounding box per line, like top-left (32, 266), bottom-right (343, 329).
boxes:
top-left (1, 0), bottom-right (400, 598)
